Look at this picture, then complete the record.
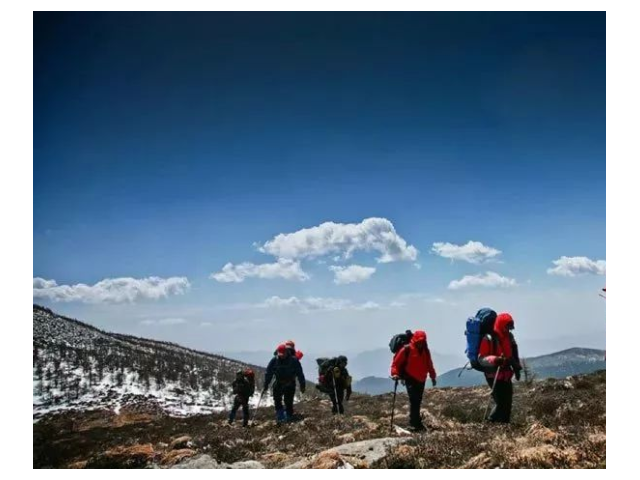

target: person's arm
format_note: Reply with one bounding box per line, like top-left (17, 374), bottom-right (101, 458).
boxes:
top-left (427, 350), bottom-right (438, 387)
top-left (344, 368), bottom-right (352, 400)
top-left (509, 333), bottom-right (522, 369)
top-left (391, 347), bottom-right (409, 380)
top-left (262, 358), bottom-right (276, 392)
top-left (478, 337), bottom-right (504, 369)
top-left (295, 358), bottom-right (306, 392)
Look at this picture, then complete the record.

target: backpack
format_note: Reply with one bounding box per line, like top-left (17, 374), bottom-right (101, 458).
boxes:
top-left (243, 369), bottom-right (255, 388)
top-left (389, 330), bottom-right (413, 354)
top-left (314, 358), bottom-right (337, 393)
top-left (464, 308), bottom-right (497, 371)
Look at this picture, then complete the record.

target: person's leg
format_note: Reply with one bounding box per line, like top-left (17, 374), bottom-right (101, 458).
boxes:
top-left (229, 397), bottom-right (240, 424)
top-left (491, 381), bottom-right (511, 423)
top-left (329, 392), bottom-right (338, 415)
top-left (284, 384), bottom-right (295, 418)
top-left (241, 400), bottom-right (250, 426)
top-left (406, 378), bottom-right (425, 428)
top-left (273, 385), bottom-right (285, 423)
top-left (336, 387), bottom-right (344, 415)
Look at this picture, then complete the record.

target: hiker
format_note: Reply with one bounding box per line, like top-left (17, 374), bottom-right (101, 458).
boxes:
top-left (478, 312), bottom-right (522, 423)
top-left (263, 344), bottom-right (306, 423)
top-left (390, 330), bottom-right (437, 432)
top-left (228, 369), bottom-right (255, 427)
top-left (315, 355), bottom-right (352, 414)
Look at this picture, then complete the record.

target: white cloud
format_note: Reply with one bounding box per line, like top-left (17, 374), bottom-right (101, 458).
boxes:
top-left (210, 259), bottom-right (309, 283)
top-left (160, 318), bottom-right (187, 325)
top-left (33, 276), bottom-right (191, 303)
top-left (259, 296), bottom-right (301, 308)
top-left (259, 217), bottom-right (418, 263)
top-left (431, 241), bottom-right (502, 264)
top-left (258, 295), bottom-right (381, 313)
top-left (357, 301), bottom-right (381, 311)
top-left (448, 271), bottom-right (518, 290)
top-left (140, 318), bottom-right (187, 326)
top-left (389, 301), bottom-right (407, 308)
top-left (547, 256), bottom-right (606, 277)
top-left (33, 278), bottom-right (57, 289)
top-left (200, 322), bottom-right (213, 327)
top-left (392, 293), bottom-right (451, 306)
top-left (329, 265), bottom-right (376, 285)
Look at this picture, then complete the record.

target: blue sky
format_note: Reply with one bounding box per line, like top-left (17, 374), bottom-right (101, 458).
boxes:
top-left (33, 12), bottom-right (606, 358)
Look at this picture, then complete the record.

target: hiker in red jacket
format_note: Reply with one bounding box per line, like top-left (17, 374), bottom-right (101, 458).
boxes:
top-left (478, 312), bottom-right (522, 423)
top-left (390, 330), bottom-right (437, 431)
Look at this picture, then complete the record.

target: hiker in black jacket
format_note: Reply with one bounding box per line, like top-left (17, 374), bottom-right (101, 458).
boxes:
top-left (316, 355), bottom-right (352, 414)
top-left (228, 369), bottom-right (255, 427)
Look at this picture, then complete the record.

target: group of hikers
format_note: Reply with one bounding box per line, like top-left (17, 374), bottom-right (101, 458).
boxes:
top-left (227, 308), bottom-right (521, 432)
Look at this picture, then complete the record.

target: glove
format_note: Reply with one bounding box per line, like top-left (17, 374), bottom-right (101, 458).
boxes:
top-left (346, 393), bottom-right (351, 402)
top-left (431, 378), bottom-right (437, 387)
top-left (390, 375), bottom-right (400, 381)
top-left (514, 369), bottom-right (521, 381)
top-left (494, 356), bottom-right (506, 367)
top-left (300, 384), bottom-right (306, 394)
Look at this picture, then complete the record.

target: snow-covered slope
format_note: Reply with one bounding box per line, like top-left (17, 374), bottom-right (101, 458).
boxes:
top-left (33, 305), bottom-right (267, 420)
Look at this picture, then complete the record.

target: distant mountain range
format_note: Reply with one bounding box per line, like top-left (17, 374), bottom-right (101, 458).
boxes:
top-left (351, 347), bottom-right (606, 394)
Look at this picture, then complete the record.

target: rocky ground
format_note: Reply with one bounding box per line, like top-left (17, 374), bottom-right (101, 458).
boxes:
top-left (33, 370), bottom-right (606, 469)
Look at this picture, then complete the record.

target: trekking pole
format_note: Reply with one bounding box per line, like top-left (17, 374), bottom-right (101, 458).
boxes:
top-left (390, 378), bottom-right (399, 431)
top-left (332, 369), bottom-right (341, 418)
top-left (457, 361), bottom-right (470, 378)
top-left (250, 390), bottom-right (265, 427)
top-left (484, 366), bottom-right (501, 421)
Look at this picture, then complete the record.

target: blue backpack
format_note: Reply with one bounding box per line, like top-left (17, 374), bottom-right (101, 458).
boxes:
top-left (465, 308), bottom-right (497, 371)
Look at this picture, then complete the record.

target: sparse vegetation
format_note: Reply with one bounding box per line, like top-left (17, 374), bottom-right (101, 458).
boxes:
top-left (33, 371), bottom-right (606, 469)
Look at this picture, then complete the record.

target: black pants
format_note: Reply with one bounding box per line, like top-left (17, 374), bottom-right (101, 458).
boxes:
top-left (273, 383), bottom-right (296, 416)
top-left (229, 396), bottom-right (249, 425)
top-left (329, 385), bottom-right (345, 414)
top-left (405, 377), bottom-right (425, 428)
top-left (485, 376), bottom-right (513, 423)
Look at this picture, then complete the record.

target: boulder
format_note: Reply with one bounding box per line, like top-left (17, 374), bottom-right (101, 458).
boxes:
top-left (169, 435), bottom-right (193, 450)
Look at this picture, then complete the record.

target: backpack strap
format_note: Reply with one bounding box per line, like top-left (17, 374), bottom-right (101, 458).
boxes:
top-left (484, 333), bottom-right (502, 356)
top-left (397, 345), bottom-right (411, 378)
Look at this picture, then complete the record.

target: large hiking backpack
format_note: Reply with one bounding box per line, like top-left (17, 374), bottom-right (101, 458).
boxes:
top-left (464, 308), bottom-right (497, 371)
top-left (389, 330), bottom-right (413, 354)
top-left (235, 369), bottom-right (256, 396)
top-left (244, 369), bottom-right (255, 390)
top-left (315, 358), bottom-right (339, 393)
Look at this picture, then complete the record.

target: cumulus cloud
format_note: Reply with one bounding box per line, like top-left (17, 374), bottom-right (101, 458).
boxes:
top-left (431, 241), bottom-right (502, 264)
top-left (259, 217), bottom-right (418, 263)
top-left (329, 265), bottom-right (376, 284)
top-left (33, 278), bottom-right (58, 289)
top-left (33, 276), bottom-right (191, 303)
top-left (448, 271), bottom-right (517, 290)
top-left (547, 256), bottom-right (606, 277)
top-left (258, 295), bottom-right (380, 313)
top-left (210, 259), bottom-right (309, 283)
